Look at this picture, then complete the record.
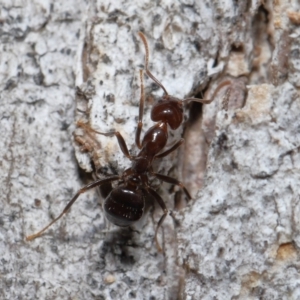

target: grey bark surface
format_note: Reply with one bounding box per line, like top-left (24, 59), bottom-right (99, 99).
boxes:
top-left (1, 0), bottom-right (300, 299)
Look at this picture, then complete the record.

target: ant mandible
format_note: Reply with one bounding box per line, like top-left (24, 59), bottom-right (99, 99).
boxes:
top-left (26, 32), bottom-right (213, 252)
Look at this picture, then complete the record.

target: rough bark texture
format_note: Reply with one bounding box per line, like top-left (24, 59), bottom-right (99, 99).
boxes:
top-left (1, 0), bottom-right (300, 299)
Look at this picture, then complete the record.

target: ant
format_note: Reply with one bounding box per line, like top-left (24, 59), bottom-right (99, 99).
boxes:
top-left (26, 32), bottom-right (214, 252)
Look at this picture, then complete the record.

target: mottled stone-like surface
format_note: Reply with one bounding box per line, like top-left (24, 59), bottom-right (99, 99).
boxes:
top-left (1, 0), bottom-right (300, 299)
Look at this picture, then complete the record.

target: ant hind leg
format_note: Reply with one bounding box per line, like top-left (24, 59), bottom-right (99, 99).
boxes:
top-left (151, 172), bottom-right (192, 200)
top-left (26, 175), bottom-right (120, 241)
top-left (147, 188), bottom-right (168, 252)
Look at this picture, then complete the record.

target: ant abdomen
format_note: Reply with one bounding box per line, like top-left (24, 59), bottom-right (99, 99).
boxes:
top-left (151, 97), bottom-right (183, 130)
top-left (104, 186), bottom-right (145, 227)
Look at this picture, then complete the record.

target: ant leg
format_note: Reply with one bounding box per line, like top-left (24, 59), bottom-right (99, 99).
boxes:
top-left (151, 172), bottom-right (192, 200)
top-left (135, 69), bottom-right (144, 149)
top-left (147, 188), bottom-right (168, 252)
top-left (138, 32), bottom-right (169, 95)
top-left (77, 121), bottom-right (132, 159)
top-left (26, 175), bottom-right (120, 241)
top-left (155, 139), bottom-right (184, 159)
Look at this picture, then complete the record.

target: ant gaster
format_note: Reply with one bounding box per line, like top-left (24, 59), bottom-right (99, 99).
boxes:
top-left (26, 32), bottom-right (213, 251)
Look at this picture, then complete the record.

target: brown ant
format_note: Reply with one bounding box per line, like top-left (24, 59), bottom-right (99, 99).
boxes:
top-left (26, 32), bottom-right (214, 251)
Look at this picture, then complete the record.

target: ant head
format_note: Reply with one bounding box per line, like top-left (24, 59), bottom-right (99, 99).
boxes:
top-left (151, 95), bottom-right (183, 130)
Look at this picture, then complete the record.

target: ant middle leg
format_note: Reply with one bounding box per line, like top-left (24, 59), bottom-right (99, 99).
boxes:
top-left (26, 175), bottom-right (120, 241)
top-left (77, 121), bottom-right (132, 160)
top-left (154, 139), bottom-right (184, 159)
top-left (151, 172), bottom-right (192, 200)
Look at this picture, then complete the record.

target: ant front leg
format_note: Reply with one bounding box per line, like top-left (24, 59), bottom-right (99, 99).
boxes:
top-left (147, 188), bottom-right (168, 252)
top-left (135, 70), bottom-right (145, 149)
top-left (151, 172), bottom-right (192, 200)
top-left (77, 121), bottom-right (132, 160)
top-left (26, 176), bottom-right (120, 241)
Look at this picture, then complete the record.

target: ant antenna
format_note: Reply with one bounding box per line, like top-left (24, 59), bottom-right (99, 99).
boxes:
top-left (183, 80), bottom-right (232, 105)
top-left (138, 32), bottom-right (169, 96)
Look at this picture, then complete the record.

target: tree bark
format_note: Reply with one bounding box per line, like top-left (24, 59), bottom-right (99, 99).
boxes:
top-left (1, 0), bottom-right (300, 299)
